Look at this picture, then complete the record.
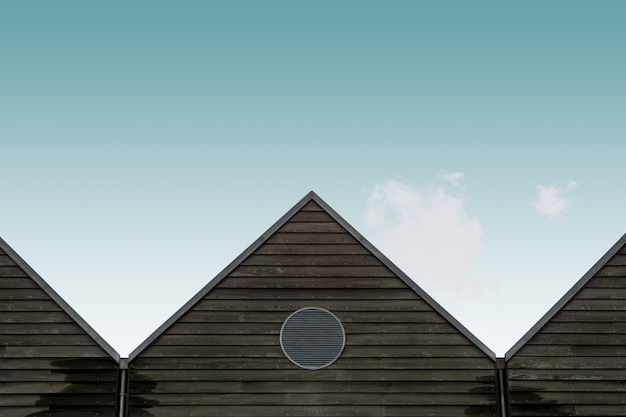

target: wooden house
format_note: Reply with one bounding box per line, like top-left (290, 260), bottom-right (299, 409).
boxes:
top-left (126, 192), bottom-right (499, 417)
top-left (505, 233), bottom-right (626, 416)
top-left (0, 237), bottom-right (120, 417)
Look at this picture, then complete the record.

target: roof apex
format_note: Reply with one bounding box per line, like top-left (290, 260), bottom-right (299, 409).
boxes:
top-left (129, 191), bottom-right (496, 361)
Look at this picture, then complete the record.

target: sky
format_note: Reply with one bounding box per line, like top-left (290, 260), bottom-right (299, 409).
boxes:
top-left (1, 1), bottom-right (625, 357)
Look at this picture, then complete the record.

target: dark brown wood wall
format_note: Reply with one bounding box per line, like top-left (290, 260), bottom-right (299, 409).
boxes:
top-left (506, 244), bottom-right (626, 416)
top-left (0, 248), bottom-right (119, 417)
top-left (128, 201), bottom-right (498, 417)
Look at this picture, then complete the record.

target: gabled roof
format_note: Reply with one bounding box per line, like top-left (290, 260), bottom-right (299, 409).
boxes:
top-left (0, 237), bottom-right (120, 362)
top-left (130, 191), bottom-right (495, 361)
top-left (505, 232), bottom-right (626, 360)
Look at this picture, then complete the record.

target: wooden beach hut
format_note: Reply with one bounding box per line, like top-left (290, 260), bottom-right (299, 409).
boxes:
top-left (0, 237), bottom-right (121, 417)
top-left (126, 192), bottom-right (499, 417)
top-left (505, 233), bottom-right (626, 416)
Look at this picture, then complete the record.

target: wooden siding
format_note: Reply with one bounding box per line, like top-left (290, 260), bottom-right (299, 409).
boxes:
top-left (506, 244), bottom-right (626, 416)
top-left (0, 247), bottom-right (119, 417)
top-left (128, 200), bottom-right (498, 417)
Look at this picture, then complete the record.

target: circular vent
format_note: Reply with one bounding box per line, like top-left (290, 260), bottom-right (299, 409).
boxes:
top-left (280, 307), bottom-right (345, 370)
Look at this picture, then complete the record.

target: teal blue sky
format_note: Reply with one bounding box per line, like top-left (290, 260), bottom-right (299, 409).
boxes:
top-left (1, 1), bottom-right (625, 356)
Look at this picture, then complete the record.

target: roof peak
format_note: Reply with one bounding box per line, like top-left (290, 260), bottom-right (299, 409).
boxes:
top-left (129, 191), bottom-right (495, 361)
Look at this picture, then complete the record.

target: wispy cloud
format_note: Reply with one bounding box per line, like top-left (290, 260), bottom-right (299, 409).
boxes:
top-left (438, 170), bottom-right (464, 187)
top-left (532, 181), bottom-right (577, 218)
top-left (363, 177), bottom-right (484, 296)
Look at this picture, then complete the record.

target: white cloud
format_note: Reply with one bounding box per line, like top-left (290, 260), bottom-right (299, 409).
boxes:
top-left (532, 181), bottom-right (577, 218)
top-left (439, 170), bottom-right (464, 187)
top-left (363, 178), bottom-right (483, 296)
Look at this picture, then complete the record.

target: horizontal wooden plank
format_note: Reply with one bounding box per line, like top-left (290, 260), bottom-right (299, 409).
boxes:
top-left (132, 344), bottom-right (488, 363)
top-left (300, 202), bottom-right (324, 212)
top-left (242, 254), bottom-right (383, 267)
top-left (165, 322), bottom-right (279, 335)
top-left (508, 368), bottom-right (626, 381)
top-left (148, 332), bottom-right (471, 347)
top-left (0, 370), bottom-right (56, 382)
top-left (509, 379), bottom-right (626, 392)
top-left (400, 404), bottom-right (513, 417)
top-left (0, 394), bottom-right (116, 407)
top-left (551, 309), bottom-right (626, 322)
top-left (288, 211), bottom-right (334, 222)
top-left (255, 244), bottom-right (371, 255)
top-left (206, 288), bottom-right (419, 300)
top-left (192, 299), bottom-right (432, 312)
top-left (510, 390), bottom-right (626, 405)
top-left (163, 321), bottom-right (458, 335)
top-left (1, 334), bottom-right (99, 346)
top-left (563, 404), bottom-right (626, 416)
top-left (230, 265), bottom-right (396, 277)
top-left (540, 321), bottom-right (620, 333)
top-left (130, 368), bottom-right (495, 383)
top-left (127, 404), bottom-right (497, 417)
top-left (129, 380), bottom-right (495, 395)
top-left (179, 310), bottom-right (447, 324)
top-left (0, 255), bottom-right (17, 266)
top-left (266, 233), bottom-right (359, 244)
top-left (607, 254), bottom-right (626, 266)
top-left (562, 299), bottom-right (626, 310)
top-left (593, 267), bottom-right (626, 279)
top-left (576, 287), bottom-right (626, 299)
top-left (0, 407), bottom-right (116, 417)
top-left (0, 357), bottom-right (118, 370)
top-left (0, 381), bottom-right (117, 394)
top-left (587, 276), bottom-right (626, 290)
top-left (0, 406), bottom-right (48, 417)
top-left (0, 299), bottom-right (63, 312)
top-left (0, 311), bottom-right (74, 324)
top-left (530, 333), bottom-right (626, 345)
top-left (278, 222), bottom-right (346, 233)
top-left (3, 345), bottom-right (112, 358)
top-left (507, 356), bottom-right (626, 369)
top-left (0, 369), bottom-right (118, 382)
top-left (0, 277), bottom-right (38, 289)
top-left (129, 392), bottom-right (496, 406)
top-left (0, 323), bottom-right (85, 335)
top-left (218, 276), bottom-right (409, 289)
top-left (513, 344), bottom-right (626, 357)
top-left (510, 404), bottom-right (576, 417)
top-left (128, 356), bottom-right (493, 371)
top-left (0, 288), bottom-right (49, 300)
top-left (0, 266), bottom-right (28, 277)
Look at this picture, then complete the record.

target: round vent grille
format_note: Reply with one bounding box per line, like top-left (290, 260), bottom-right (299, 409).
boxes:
top-left (280, 307), bottom-right (345, 370)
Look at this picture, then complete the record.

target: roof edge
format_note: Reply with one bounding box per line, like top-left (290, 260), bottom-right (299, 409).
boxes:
top-left (129, 191), bottom-right (319, 360)
top-left (129, 191), bottom-right (495, 361)
top-left (310, 193), bottom-right (496, 360)
top-left (0, 237), bottom-right (120, 363)
top-left (505, 232), bottom-right (626, 361)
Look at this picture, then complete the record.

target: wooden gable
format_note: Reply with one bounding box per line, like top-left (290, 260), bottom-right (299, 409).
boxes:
top-left (505, 233), bottom-right (626, 416)
top-left (128, 192), bottom-right (498, 417)
top-left (0, 238), bottom-right (120, 417)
